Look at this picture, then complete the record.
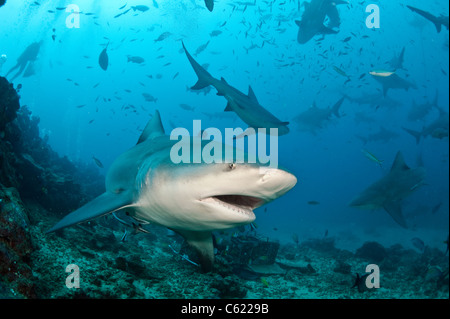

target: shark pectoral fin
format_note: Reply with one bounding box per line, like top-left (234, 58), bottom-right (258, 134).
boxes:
top-left (295, 20), bottom-right (301, 27)
top-left (47, 191), bottom-right (134, 233)
top-left (383, 201), bottom-right (408, 228)
top-left (177, 230), bottom-right (214, 272)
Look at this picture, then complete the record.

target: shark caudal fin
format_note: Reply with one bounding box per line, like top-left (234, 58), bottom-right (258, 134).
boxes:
top-left (182, 41), bottom-right (214, 90)
top-left (47, 190), bottom-right (134, 233)
top-left (402, 127), bottom-right (422, 144)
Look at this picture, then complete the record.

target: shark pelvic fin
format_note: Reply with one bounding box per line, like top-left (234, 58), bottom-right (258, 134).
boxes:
top-left (176, 229), bottom-right (214, 272)
top-left (137, 110), bottom-right (165, 144)
top-left (47, 190), bottom-right (134, 233)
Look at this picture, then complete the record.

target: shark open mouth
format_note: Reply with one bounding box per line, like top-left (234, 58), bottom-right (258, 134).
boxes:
top-left (202, 195), bottom-right (264, 216)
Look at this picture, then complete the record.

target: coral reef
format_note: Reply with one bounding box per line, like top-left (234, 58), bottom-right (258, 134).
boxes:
top-left (355, 241), bottom-right (387, 263)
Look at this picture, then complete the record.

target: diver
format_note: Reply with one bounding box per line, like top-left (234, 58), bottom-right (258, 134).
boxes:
top-left (4, 41), bottom-right (41, 81)
top-left (0, 54), bottom-right (6, 72)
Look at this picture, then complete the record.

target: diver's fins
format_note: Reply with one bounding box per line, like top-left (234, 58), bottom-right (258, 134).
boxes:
top-left (47, 190), bottom-right (134, 233)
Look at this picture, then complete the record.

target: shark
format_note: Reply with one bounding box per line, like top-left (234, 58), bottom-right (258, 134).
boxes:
top-left (407, 90), bottom-right (439, 123)
top-left (295, 0), bottom-right (348, 44)
top-left (293, 97), bottom-right (345, 134)
top-left (349, 151), bottom-right (426, 228)
top-left (356, 126), bottom-right (399, 145)
top-left (387, 47), bottom-right (406, 71)
top-left (182, 42), bottom-right (290, 136)
top-left (407, 5), bottom-right (449, 33)
top-left (5, 41), bottom-right (42, 82)
top-left (343, 92), bottom-right (402, 109)
top-left (369, 71), bottom-right (417, 97)
top-left (403, 107), bottom-right (449, 143)
top-left (48, 111), bottom-right (297, 271)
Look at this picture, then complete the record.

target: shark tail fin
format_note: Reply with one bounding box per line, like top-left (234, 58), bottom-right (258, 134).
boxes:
top-left (182, 41), bottom-right (213, 90)
top-left (332, 96), bottom-right (346, 118)
top-left (47, 191), bottom-right (134, 233)
top-left (383, 201), bottom-right (408, 228)
top-left (177, 230), bottom-right (214, 272)
top-left (402, 127), bottom-right (422, 144)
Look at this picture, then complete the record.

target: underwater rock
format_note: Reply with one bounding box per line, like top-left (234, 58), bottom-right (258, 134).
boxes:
top-left (355, 241), bottom-right (387, 263)
top-left (333, 260), bottom-right (352, 275)
top-left (0, 186), bottom-right (36, 298)
top-left (211, 275), bottom-right (248, 299)
top-left (0, 76), bottom-right (20, 133)
top-left (301, 237), bottom-right (338, 254)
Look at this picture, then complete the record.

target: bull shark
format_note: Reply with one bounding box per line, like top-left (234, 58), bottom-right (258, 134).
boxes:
top-left (369, 71), bottom-right (417, 97)
top-left (293, 97), bottom-right (345, 134)
top-left (403, 107), bottom-right (449, 143)
top-left (5, 41), bottom-right (42, 82)
top-left (349, 151), bottom-right (426, 228)
top-left (182, 42), bottom-right (290, 136)
top-left (48, 111), bottom-right (297, 271)
top-left (295, 0), bottom-right (348, 44)
top-left (407, 5), bottom-right (449, 33)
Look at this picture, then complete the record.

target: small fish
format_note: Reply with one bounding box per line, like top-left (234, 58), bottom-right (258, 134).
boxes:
top-left (369, 70), bottom-right (395, 77)
top-left (361, 149), bottom-right (383, 168)
top-left (292, 233), bottom-right (299, 245)
top-left (444, 236), bottom-right (448, 255)
top-left (154, 32), bottom-right (172, 42)
top-left (131, 5), bottom-right (149, 12)
top-left (127, 55), bottom-right (145, 64)
top-left (411, 237), bottom-right (425, 253)
top-left (260, 277), bottom-right (269, 288)
top-left (333, 66), bottom-right (350, 80)
top-left (99, 42), bottom-right (109, 71)
top-left (179, 103), bottom-right (195, 111)
top-left (307, 200), bottom-right (320, 205)
top-left (92, 156), bottom-right (104, 168)
top-left (352, 273), bottom-right (370, 293)
top-left (76, 104), bottom-right (86, 108)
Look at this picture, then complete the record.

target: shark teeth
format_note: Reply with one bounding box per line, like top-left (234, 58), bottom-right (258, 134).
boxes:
top-left (201, 195), bottom-right (263, 216)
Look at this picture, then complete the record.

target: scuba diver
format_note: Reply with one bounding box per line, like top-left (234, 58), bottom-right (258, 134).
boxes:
top-left (4, 41), bottom-right (42, 81)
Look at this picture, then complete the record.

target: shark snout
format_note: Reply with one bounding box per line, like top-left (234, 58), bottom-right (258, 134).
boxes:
top-left (259, 167), bottom-right (297, 199)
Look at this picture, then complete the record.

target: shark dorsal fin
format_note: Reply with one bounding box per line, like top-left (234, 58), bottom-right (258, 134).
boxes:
top-left (390, 151), bottom-right (410, 172)
top-left (137, 110), bottom-right (165, 144)
top-left (221, 77), bottom-right (228, 84)
top-left (248, 86), bottom-right (259, 103)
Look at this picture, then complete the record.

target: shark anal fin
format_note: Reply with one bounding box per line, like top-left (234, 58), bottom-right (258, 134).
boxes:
top-left (176, 230), bottom-right (214, 272)
top-left (383, 201), bottom-right (408, 228)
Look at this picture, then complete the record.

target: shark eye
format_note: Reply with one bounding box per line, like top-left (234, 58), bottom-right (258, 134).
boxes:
top-left (228, 163), bottom-right (236, 170)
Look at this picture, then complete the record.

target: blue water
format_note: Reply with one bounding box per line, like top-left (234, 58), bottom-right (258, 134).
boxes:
top-left (0, 0), bottom-right (448, 251)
